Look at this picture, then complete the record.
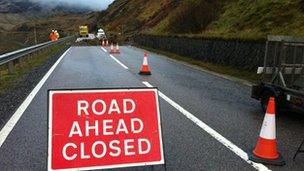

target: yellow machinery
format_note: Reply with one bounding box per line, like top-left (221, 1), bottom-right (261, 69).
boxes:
top-left (79, 26), bottom-right (89, 37)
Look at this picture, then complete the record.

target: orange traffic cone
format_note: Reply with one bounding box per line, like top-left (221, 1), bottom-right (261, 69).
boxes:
top-left (102, 40), bottom-right (105, 47)
top-left (115, 44), bottom-right (120, 54)
top-left (110, 43), bottom-right (115, 54)
top-left (249, 97), bottom-right (285, 166)
top-left (139, 51), bottom-right (151, 75)
top-left (106, 40), bottom-right (109, 47)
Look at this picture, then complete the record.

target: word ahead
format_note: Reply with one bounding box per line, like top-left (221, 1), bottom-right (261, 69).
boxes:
top-left (48, 88), bottom-right (164, 171)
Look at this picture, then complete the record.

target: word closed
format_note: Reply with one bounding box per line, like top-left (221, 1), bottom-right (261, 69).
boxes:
top-left (48, 88), bottom-right (164, 171)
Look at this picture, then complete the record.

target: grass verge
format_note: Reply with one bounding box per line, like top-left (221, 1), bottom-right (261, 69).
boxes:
top-left (0, 43), bottom-right (68, 95)
top-left (136, 45), bottom-right (260, 84)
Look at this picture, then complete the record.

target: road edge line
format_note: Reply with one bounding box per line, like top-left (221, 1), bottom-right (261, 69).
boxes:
top-left (142, 81), bottom-right (270, 171)
top-left (101, 47), bottom-right (107, 53)
top-left (109, 54), bottom-right (129, 70)
top-left (0, 48), bottom-right (71, 148)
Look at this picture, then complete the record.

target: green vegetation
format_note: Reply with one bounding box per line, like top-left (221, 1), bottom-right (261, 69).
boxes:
top-left (97, 0), bottom-right (304, 82)
top-left (99, 0), bottom-right (304, 40)
top-left (206, 0), bottom-right (304, 39)
top-left (0, 44), bottom-right (68, 95)
top-left (0, 13), bottom-right (97, 54)
top-left (137, 45), bottom-right (259, 83)
top-left (151, 0), bottom-right (220, 35)
top-left (0, 31), bottom-right (49, 55)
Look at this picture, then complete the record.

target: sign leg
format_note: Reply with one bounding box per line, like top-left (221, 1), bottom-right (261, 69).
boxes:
top-left (293, 139), bottom-right (304, 161)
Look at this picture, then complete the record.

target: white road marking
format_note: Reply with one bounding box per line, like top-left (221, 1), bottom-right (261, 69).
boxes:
top-left (142, 81), bottom-right (270, 171)
top-left (109, 54), bottom-right (129, 70)
top-left (100, 47), bottom-right (128, 70)
top-left (0, 48), bottom-right (71, 148)
top-left (101, 47), bottom-right (107, 53)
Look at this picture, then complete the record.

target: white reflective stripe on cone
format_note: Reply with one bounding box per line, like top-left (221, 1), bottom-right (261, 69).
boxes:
top-left (259, 113), bottom-right (276, 140)
top-left (143, 57), bottom-right (148, 65)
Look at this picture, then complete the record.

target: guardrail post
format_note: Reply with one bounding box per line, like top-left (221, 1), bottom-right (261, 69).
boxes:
top-left (27, 53), bottom-right (32, 61)
top-left (19, 57), bottom-right (24, 67)
top-left (15, 58), bottom-right (20, 65)
top-left (8, 61), bottom-right (14, 74)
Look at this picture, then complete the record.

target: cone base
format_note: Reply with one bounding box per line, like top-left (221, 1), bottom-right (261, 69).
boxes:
top-left (249, 152), bottom-right (285, 166)
top-left (139, 71), bottom-right (151, 75)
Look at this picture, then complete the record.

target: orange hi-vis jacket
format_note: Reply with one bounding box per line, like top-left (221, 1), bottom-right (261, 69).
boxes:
top-left (49, 32), bottom-right (57, 41)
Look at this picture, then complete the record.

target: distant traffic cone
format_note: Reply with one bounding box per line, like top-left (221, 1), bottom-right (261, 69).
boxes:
top-left (110, 43), bottom-right (115, 54)
top-left (106, 40), bottom-right (109, 46)
top-left (115, 44), bottom-right (120, 54)
top-left (249, 97), bottom-right (285, 166)
top-left (102, 40), bottom-right (105, 46)
top-left (139, 51), bottom-right (151, 75)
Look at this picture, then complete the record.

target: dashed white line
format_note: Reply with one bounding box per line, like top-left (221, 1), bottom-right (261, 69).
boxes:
top-left (142, 81), bottom-right (270, 171)
top-left (101, 47), bottom-right (107, 53)
top-left (0, 48), bottom-right (71, 148)
top-left (109, 54), bottom-right (129, 70)
top-left (100, 47), bottom-right (128, 70)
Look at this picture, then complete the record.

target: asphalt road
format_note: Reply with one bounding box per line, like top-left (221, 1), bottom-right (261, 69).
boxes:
top-left (0, 45), bottom-right (304, 170)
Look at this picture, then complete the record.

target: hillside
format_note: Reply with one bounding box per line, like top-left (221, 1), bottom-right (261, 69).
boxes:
top-left (0, 0), bottom-right (97, 54)
top-left (0, 0), bottom-right (41, 14)
top-left (0, 13), bottom-right (98, 54)
top-left (0, 0), bottom-right (90, 14)
top-left (98, 0), bottom-right (304, 39)
top-left (0, 13), bottom-right (29, 31)
top-left (206, 0), bottom-right (304, 39)
top-left (97, 0), bottom-right (221, 35)
top-left (0, 0), bottom-right (91, 30)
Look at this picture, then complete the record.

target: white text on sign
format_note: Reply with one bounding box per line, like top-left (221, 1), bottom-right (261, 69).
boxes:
top-left (62, 99), bottom-right (151, 161)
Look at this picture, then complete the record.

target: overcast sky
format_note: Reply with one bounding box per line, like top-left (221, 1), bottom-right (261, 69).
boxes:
top-left (32, 0), bottom-right (115, 10)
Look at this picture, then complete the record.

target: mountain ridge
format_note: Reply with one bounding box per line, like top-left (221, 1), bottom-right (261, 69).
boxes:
top-left (0, 0), bottom-right (90, 14)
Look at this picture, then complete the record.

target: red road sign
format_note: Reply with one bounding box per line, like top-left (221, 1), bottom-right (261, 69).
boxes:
top-left (48, 88), bottom-right (164, 170)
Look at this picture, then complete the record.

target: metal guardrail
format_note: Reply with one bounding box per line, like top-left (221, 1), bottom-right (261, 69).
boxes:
top-left (0, 36), bottom-right (74, 73)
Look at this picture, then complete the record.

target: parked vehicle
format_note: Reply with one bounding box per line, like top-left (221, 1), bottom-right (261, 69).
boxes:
top-left (79, 26), bottom-right (89, 37)
top-left (251, 35), bottom-right (304, 114)
top-left (96, 29), bottom-right (106, 39)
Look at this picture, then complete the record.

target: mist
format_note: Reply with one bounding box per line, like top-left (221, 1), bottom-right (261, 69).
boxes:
top-left (31, 0), bottom-right (115, 11)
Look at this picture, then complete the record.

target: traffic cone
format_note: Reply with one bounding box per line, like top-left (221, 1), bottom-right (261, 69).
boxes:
top-left (102, 40), bottom-right (105, 47)
top-left (249, 97), bottom-right (285, 166)
top-left (139, 51), bottom-right (151, 75)
top-left (110, 43), bottom-right (115, 54)
top-left (115, 44), bottom-right (120, 54)
top-left (106, 40), bottom-right (109, 47)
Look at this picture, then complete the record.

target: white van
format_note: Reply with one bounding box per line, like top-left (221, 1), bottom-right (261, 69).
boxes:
top-left (96, 29), bottom-right (106, 39)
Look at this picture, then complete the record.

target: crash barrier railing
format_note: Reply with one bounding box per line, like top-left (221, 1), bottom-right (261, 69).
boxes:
top-left (0, 36), bottom-right (75, 74)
